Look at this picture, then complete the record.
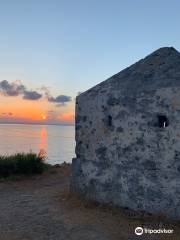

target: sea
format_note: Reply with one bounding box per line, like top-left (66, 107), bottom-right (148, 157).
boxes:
top-left (0, 124), bottom-right (75, 165)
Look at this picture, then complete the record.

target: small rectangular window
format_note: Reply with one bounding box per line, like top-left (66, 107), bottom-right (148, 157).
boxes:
top-left (158, 115), bottom-right (169, 128)
top-left (108, 115), bottom-right (112, 126)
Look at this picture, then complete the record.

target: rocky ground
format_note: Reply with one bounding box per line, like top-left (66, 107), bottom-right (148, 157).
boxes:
top-left (0, 164), bottom-right (180, 240)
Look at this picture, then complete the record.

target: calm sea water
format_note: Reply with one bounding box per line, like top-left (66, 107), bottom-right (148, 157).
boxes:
top-left (0, 124), bottom-right (75, 165)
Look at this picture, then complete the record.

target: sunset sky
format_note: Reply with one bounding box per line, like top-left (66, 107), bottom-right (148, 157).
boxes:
top-left (0, 0), bottom-right (180, 124)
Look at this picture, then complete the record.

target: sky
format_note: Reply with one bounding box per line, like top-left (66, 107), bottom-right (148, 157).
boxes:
top-left (0, 0), bottom-right (180, 124)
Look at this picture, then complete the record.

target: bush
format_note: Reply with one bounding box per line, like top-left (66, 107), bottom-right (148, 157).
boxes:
top-left (0, 151), bottom-right (49, 178)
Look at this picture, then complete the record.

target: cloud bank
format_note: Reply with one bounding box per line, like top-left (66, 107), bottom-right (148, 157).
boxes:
top-left (0, 80), bottom-right (25, 96)
top-left (0, 80), bottom-right (72, 105)
top-left (23, 90), bottom-right (42, 100)
top-left (48, 95), bottom-right (72, 104)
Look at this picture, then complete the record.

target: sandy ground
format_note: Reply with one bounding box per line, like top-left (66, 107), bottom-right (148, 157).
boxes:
top-left (0, 165), bottom-right (180, 240)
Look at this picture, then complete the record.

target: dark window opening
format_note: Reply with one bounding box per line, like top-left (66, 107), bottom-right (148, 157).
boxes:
top-left (158, 115), bottom-right (169, 128)
top-left (108, 115), bottom-right (112, 126)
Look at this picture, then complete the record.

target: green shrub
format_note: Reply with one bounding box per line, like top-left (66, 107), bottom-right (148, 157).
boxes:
top-left (0, 151), bottom-right (49, 178)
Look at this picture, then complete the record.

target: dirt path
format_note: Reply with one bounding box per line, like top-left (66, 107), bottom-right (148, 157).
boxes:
top-left (0, 165), bottom-right (180, 240)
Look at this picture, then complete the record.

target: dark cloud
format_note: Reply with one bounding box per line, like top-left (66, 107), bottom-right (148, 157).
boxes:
top-left (23, 91), bottom-right (42, 100)
top-left (0, 80), bottom-right (72, 104)
top-left (0, 80), bottom-right (25, 96)
top-left (0, 80), bottom-right (42, 100)
top-left (48, 95), bottom-right (71, 104)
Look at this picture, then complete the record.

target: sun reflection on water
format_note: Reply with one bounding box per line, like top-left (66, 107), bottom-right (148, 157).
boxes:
top-left (39, 126), bottom-right (47, 151)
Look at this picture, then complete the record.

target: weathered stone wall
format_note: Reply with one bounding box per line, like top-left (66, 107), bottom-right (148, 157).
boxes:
top-left (71, 47), bottom-right (180, 219)
top-left (72, 83), bottom-right (180, 219)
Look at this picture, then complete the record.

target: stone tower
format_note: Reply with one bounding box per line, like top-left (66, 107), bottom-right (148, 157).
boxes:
top-left (72, 47), bottom-right (180, 219)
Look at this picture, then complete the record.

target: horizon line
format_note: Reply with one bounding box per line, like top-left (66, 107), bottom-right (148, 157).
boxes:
top-left (0, 122), bottom-right (75, 126)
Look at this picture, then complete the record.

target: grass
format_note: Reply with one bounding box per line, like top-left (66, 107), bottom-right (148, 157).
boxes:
top-left (0, 150), bottom-right (50, 179)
